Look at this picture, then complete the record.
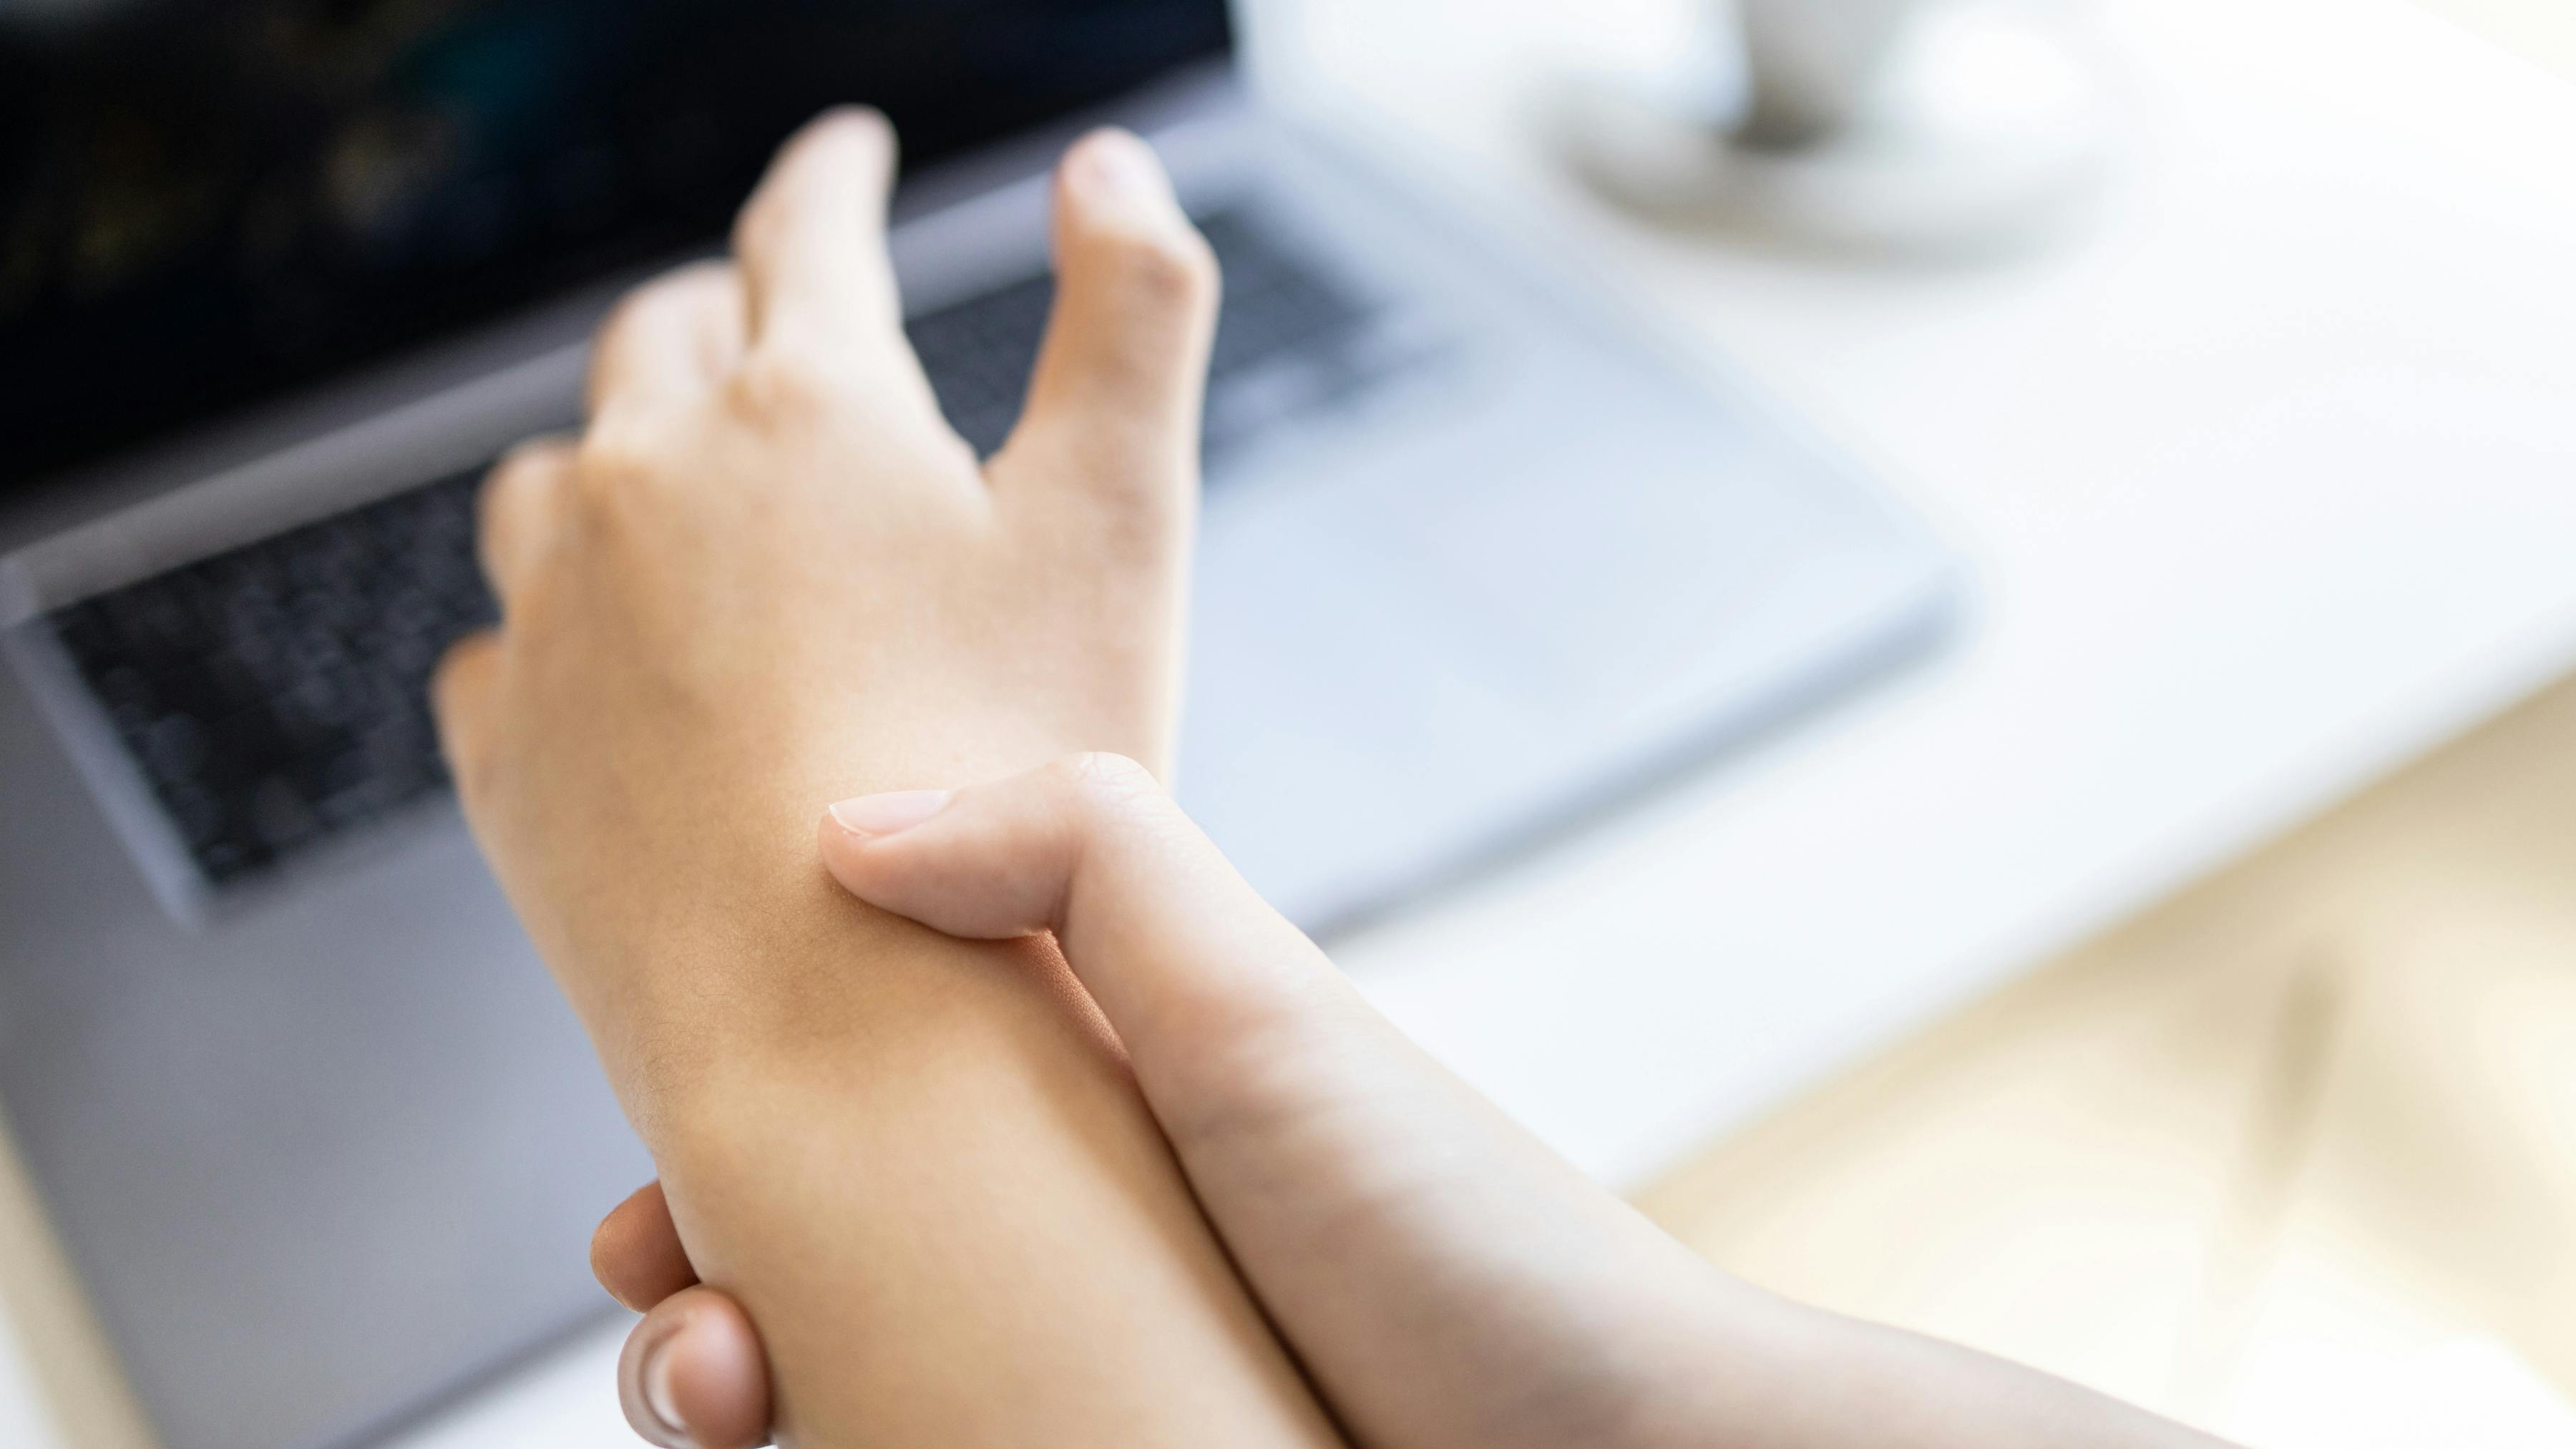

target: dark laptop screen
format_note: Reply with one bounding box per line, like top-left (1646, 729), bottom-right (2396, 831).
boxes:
top-left (0, 0), bottom-right (1231, 491)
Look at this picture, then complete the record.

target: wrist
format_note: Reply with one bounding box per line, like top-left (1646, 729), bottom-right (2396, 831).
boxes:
top-left (610, 904), bottom-right (1109, 1148)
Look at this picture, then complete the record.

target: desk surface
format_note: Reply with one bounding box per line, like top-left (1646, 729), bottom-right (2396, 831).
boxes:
top-left (8, 0), bottom-right (2576, 1442)
top-left (1311, 0), bottom-right (2576, 1190)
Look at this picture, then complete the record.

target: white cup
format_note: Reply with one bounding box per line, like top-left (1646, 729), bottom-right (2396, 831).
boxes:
top-left (1736, 0), bottom-right (1934, 146)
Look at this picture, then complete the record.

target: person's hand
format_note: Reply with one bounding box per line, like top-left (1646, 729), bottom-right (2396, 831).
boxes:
top-left (595, 752), bottom-right (1780, 1449)
top-left (591, 1181), bottom-right (770, 1449)
top-left (593, 754), bottom-right (2244, 1449)
top-left (434, 109), bottom-right (1214, 1088)
top-left (440, 113), bottom-right (1342, 1446)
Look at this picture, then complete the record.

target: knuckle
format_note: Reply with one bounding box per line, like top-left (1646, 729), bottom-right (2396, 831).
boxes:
top-left (724, 346), bottom-right (835, 424)
top-left (566, 467), bottom-right (623, 525)
top-left (1048, 751), bottom-right (1165, 822)
top-left (567, 424), bottom-right (663, 515)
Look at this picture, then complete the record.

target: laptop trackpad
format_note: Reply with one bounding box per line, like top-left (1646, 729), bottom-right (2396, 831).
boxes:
top-left (1178, 379), bottom-right (1938, 933)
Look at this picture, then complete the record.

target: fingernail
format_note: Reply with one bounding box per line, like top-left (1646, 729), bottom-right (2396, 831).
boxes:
top-left (641, 1332), bottom-right (696, 1448)
top-left (828, 789), bottom-right (952, 838)
top-left (1074, 129), bottom-right (1166, 200)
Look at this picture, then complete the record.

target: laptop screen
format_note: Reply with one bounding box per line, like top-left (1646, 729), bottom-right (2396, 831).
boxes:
top-left (0, 0), bottom-right (1231, 492)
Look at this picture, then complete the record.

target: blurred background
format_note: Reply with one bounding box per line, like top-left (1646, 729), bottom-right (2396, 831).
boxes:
top-left (2, 0), bottom-right (2574, 1446)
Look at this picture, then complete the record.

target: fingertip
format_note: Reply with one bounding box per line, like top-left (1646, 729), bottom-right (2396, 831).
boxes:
top-left (809, 105), bottom-right (897, 192)
top-left (1002, 132), bottom-right (1215, 497)
top-left (589, 1225), bottom-right (635, 1314)
top-left (740, 105), bottom-right (889, 243)
top-left (786, 103), bottom-right (895, 170)
top-left (591, 1182), bottom-right (698, 1314)
top-left (1054, 130), bottom-right (1210, 281)
top-left (814, 778), bottom-right (1079, 943)
top-left (1060, 127), bottom-right (1177, 208)
top-left (632, 1292), bottom-right (773, 1449)
top-left (826, 790), bottom-right (953, 839)
top-left (640, 1327), bottom-right (688, 1441)
top-left (732, 104), bottom-right (909, 347)
top-left (816, 810), bottom-right (872, 908)
top-left (667, 1295), bottom-right (774, 1449)
top-left (826, 102), bottom-right (893, 142)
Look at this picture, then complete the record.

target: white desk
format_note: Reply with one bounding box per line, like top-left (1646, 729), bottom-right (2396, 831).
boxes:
top-left (9, 0), bottom-right (2575, 1441)
top-left (1303, 0), bottom-right (2576, 1189)
top-left (1314, 0), bottom-right (2576, 1184)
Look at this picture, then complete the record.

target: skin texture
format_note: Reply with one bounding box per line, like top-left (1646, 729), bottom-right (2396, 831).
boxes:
top-left (434, 114), bottom-right (1340, 1448)
top-left (601, 756), bottom-right (2247, 1449)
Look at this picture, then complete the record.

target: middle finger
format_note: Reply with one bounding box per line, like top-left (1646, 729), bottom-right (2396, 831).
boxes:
top-left (731, 107), bottom-right (907, 359)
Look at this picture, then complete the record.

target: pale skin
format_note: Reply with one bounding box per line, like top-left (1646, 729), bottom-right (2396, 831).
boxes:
top-left (439, 108), bottom-right (2242, 1449)
top-left (597, 754), bottom-right (2245, 1449)
top-left (436, 111), bottom-right (1335, 1446)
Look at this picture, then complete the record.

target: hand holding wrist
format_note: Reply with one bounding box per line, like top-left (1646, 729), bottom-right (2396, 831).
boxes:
top-left (440, 114), bottom-right (1335, 1447)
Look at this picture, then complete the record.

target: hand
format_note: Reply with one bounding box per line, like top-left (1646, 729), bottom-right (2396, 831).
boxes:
top-left (595, 755), bottom-right (2243, 1449)
top-left (591, 1182), bottom-right (769, 1449)
top-left (435, 110), bottom-right (1211, 1085)
top-left (439, 114), bottom-right (1339, 1445)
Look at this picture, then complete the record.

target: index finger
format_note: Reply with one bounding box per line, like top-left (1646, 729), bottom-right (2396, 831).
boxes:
top-left (731, 107), bottom-right (904, 356)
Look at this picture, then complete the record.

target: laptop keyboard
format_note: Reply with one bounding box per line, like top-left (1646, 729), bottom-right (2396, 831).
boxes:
top-left (47, 472), bottom-right (497, 888)
top-left (41, 210), bottom-right (1421, 892)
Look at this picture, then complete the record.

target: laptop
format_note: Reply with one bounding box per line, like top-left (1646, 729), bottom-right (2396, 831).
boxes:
top-left (0, 4), bottom-right (1955, 1448)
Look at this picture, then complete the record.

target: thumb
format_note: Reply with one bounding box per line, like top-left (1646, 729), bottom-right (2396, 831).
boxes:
top-left (997, 130), bottom-right (1220, 499)
top-left (815, 753), bottom-right (1360, 1136)
top-left (618, 1285), bottom-right (772, 1449)
top-left (818, 758), bottom-right (1760, 1449)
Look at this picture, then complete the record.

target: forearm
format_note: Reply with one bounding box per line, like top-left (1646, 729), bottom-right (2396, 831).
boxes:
top-left (567, 761), bottom-right (2245, 1449)
top-left (1737, 1302), bottom-right (2236, 1449)
top-left (1204, 1023), bottom-right (2223, 1449)
top-left (1092, 913), bottom-right (2218, 1449)
top-left (625, 891), bottom-right (1336, 1447)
